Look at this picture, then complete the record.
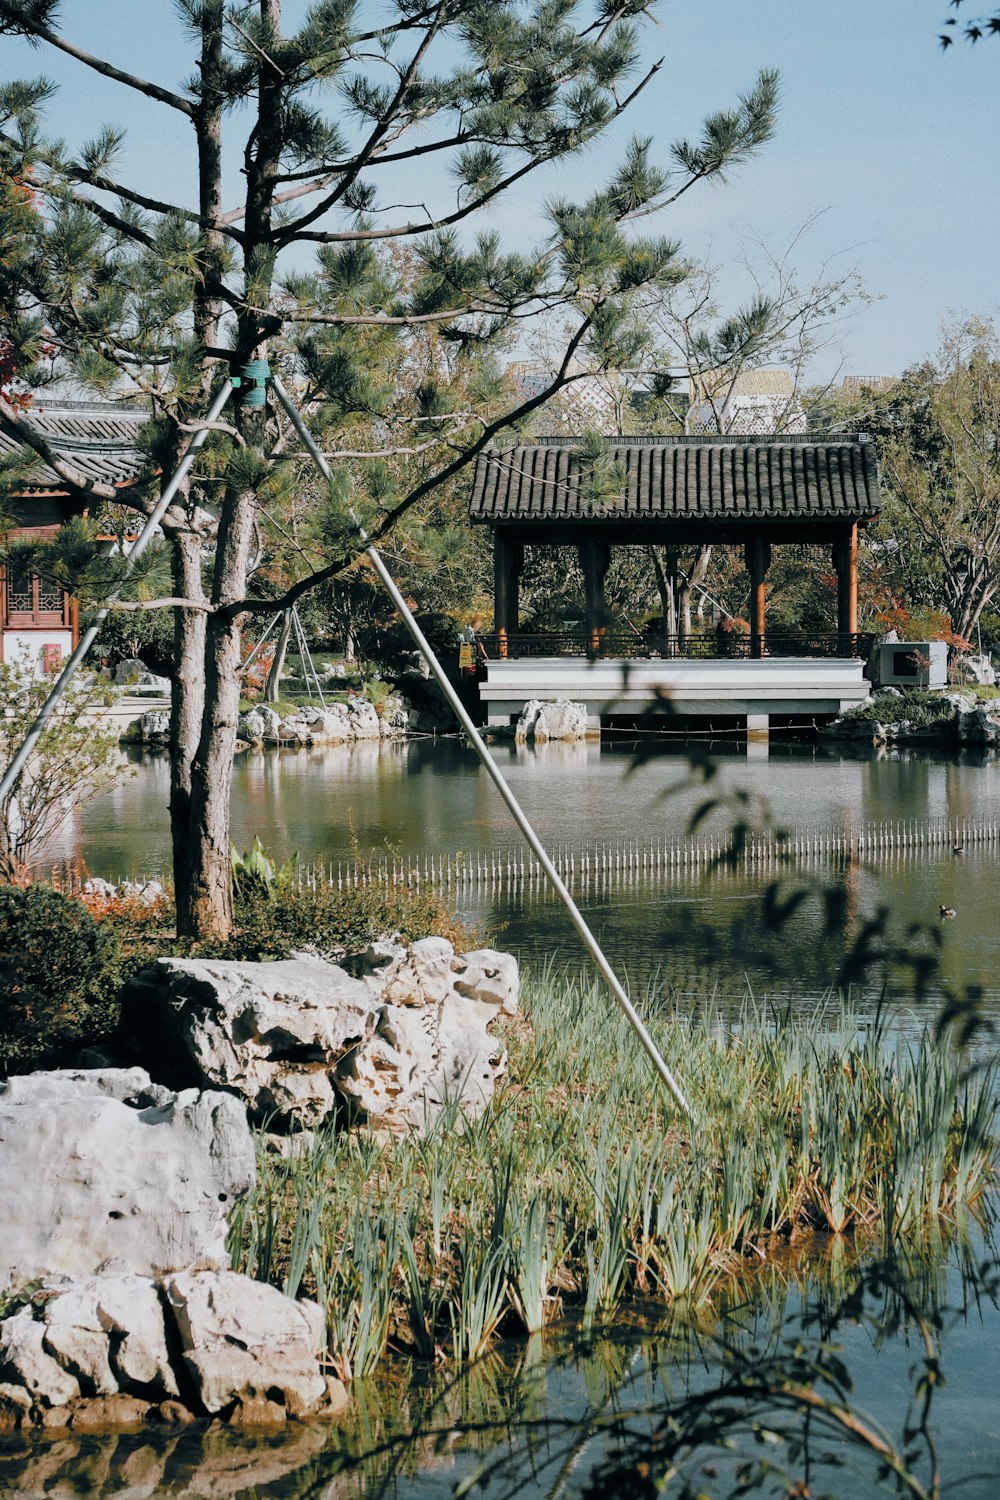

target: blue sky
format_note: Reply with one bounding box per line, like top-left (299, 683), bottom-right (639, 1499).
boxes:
top-left (3, 0), bottom-right (997, 381)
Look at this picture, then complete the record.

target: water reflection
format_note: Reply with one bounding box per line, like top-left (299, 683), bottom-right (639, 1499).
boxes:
top-left (4, 1228), bottom-right (997, 1499)
top-left (47, 738), bottom-right (1000, 1011)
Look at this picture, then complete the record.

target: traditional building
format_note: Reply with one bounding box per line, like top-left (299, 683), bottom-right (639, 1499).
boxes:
top-left (469, 432), bottom-right (880, 733)
top-left (0, 400), bottom-right (148, 673)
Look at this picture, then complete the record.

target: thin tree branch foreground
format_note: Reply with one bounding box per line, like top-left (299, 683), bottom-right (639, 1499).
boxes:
top-left (0, 0), bottom-right (778, 940)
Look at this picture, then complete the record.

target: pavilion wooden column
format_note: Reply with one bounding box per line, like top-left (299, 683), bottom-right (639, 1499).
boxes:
top-left (833, 523), bottom-right (859, 655)
top-left (578, 536), bottom-right (612, 657)
top-left (743, 535), bottom-right (772, 660)
top-left (493, 533), bottom-right (524, 657)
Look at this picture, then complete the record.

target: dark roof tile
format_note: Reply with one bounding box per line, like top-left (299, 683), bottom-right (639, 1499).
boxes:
top-left (470, 436), bottom-right (879, 525)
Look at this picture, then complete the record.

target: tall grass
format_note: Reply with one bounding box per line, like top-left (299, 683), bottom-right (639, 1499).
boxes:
top-left (229, 970), bottom-right (997, 1378)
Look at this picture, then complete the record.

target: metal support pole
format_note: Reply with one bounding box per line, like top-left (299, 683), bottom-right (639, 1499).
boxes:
top-left (270, 375), bottom-right (693, 1120)
top-left (291, 604), bottom-right (327, 710)
top-left (0, 380), bottom-right (235, 807)
top-left (240, 610), bottom-right (282, 674)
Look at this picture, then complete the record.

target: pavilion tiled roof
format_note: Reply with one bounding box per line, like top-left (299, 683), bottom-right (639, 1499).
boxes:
top-left (469, 434), bottom-right (879, 525)
top-left (0, 400), bottom-right (151, 496)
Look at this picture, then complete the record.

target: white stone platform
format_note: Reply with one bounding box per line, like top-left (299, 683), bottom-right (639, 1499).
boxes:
top-left (480, 656), bottom-right (871, 730)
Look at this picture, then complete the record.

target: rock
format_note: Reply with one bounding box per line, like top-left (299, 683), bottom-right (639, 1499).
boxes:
top-left (346, 697), bottom-right (381, 738)
top-left (151, 1397), bottom-right (196, 1425)
top-left (324, 1373), bottom-right (350, 1414)
top-left (124, 941), bottom-right (518, 1135)
top-left (957, 703), bottom-right (1000, 747)
top-left (69, 1393), bottom-right (152, 1432)
top-left (30, 1275), bottom-right (180, 1401)
top-left (378, 694), bottom-right (410, 736)
top-left (952, 652), bottom-right (995, 685)
top-left (515, 697), bottom-right (591, 743)
top-left (123, 954), bottom-right (378, 1129)
top-left (0, 1380), bottom-right (32, 1433)
top-left (340, 939), bottom-right (517, 1131)
top-left (871, 685), bottom-right (902, 699)
top-left (163, 1271), bottom-right (327, 1417)
top-left (225, 1394), bottom-right (287, 1428)
top-left (81, 877), bottom-right (165, 907)
top-left (0, 1309), bottom-right (82, 1408)
top-left (0, 1069), bottom-right (255, 1286)
top-left (239, 708), bottom-right (267, 742)
top-left (113, 658), bottom-right (171, 694)
top-left (135, 709), bottom-right (170, 743)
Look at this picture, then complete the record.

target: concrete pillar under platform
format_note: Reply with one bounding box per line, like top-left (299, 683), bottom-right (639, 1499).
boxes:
top-left (746, 712), bottom-right (770, 740)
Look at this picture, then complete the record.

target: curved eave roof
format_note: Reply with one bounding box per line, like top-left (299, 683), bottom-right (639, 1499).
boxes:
top-left (0, 402), bottom-right (151, 499)
top-left (470, 436), bottom-right (880, 525)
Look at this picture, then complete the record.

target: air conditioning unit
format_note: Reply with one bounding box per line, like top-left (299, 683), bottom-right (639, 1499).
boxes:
top-left (873, 640), bottom-right (948, 688)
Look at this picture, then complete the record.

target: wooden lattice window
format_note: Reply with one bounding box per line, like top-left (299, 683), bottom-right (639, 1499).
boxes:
top-left (3, 564), bottom-right (68, 625)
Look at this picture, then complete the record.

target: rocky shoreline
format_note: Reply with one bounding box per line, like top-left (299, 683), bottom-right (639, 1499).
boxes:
top-left (821, 690), bottom-right (1000, 749)
top-left (0, 939), bottom-right (519, 1440)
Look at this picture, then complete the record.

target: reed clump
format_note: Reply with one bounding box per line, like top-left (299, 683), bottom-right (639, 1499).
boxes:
top-left (228, 970), bottom-right (996, 1381)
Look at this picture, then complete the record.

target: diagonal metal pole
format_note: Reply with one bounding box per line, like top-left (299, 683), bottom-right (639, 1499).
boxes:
top-left (271, 374), bottom-right (693, 1120)
top-left (0, 379), bottom-right (234, 806)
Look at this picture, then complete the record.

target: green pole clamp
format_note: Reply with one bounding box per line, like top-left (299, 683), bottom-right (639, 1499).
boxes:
top-left (233, 358), bottom-right (270, 407)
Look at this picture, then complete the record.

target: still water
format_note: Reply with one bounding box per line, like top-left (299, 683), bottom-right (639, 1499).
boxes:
top-left (2, 1229), bottom-right (997, 1498)
top-left (60, 735), bottom-right (1000, 1013)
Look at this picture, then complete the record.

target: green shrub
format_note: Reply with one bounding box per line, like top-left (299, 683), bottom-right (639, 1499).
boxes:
top-left (0, 884), bottom-right (126, 1075)
top-left (194, 868), bottom-right (469, 963)
top-left (842, 690), bottom-right (955, 727)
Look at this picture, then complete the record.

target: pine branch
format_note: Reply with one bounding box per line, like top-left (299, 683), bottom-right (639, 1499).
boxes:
top-left (225, 308), bottom-right (599, 619)
top-left (0, 1), bottom-right (196, 116)
top-left (283, 62), bottom-right (663, 246)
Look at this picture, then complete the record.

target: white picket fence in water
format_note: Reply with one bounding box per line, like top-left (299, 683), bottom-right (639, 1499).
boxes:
top-left (295, 813), bottom-right (1000, 896)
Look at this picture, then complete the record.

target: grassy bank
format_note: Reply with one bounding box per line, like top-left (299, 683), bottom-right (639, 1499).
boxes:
top-left (228, 969), bottom-right (997, 1381)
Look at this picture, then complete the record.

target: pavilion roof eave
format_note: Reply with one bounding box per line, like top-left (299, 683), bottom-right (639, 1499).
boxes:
top-left (469, 434), bottom-right (880, 529)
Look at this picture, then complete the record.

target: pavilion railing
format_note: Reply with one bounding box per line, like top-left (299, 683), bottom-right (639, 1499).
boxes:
top-left (475, 631), bottom-right (875, 662)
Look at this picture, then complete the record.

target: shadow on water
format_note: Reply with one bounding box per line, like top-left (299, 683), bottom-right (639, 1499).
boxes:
top-left (4, 1225), bottom-right (999, 1499)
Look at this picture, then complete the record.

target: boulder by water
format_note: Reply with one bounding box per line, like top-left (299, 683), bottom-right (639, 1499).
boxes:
top-left (121, 938), bottom-right (519, 1135)
top-left (515, 698), bottom-right (592, 744)
top-left (0, 1071), bottom-right (343, 1435)
top-left (0, 1069), bottom-right (254, 1287)
top-left (0, 1270), bottom-right (339, 1432)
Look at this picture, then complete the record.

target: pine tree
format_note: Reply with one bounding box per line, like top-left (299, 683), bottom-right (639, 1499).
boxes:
top-left (0, 0), bottom-right (778, 938)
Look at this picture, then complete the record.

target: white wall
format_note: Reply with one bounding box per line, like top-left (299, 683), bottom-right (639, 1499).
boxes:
top-left (1, 630), bottom-right (73, 677)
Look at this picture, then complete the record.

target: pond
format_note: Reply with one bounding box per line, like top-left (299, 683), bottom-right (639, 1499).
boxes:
top-left (57, 735), bottom-right (1000, 1017)
top-left (2, 1224), bottom-right (998, 1498)
top-left (13, 735), bottom-right (999, 1499)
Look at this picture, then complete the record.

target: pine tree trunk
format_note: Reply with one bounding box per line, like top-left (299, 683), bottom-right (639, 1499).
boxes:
top-left (168, 527), bottom-right (208, 925)
top-left (264, 611), bottom-right (292, 702)
top-left (176, 490), bottom-right (256, 940)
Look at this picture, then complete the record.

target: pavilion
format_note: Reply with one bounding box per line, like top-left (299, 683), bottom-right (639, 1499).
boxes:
top-left (468, 433), bottom-right (880, 733)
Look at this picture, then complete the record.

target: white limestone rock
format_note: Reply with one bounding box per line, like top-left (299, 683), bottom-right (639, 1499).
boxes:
top-left (346, 697), bottom-right (381, 738)
top-left (0, 1310), bottom-right (81, 1408)
top-left (515, 697), bottom-right (590, 743)
top-left (952, 652), bottom-right (995, 686)
top-left (125, 955), bottom-right (378, 1128)
top-left (28, 1275), bottom-right (180, 1401)
top-left (136, 710), bottom-right (170, 742)
top-left (113, 659), bottom-right (171, 695)
top-left (127, 940), bottom-right (518, 1135)
top-left (0, 1070), bottom-right (254, 1287)
top-left (163, 1271), bottom-right (327, 1417)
